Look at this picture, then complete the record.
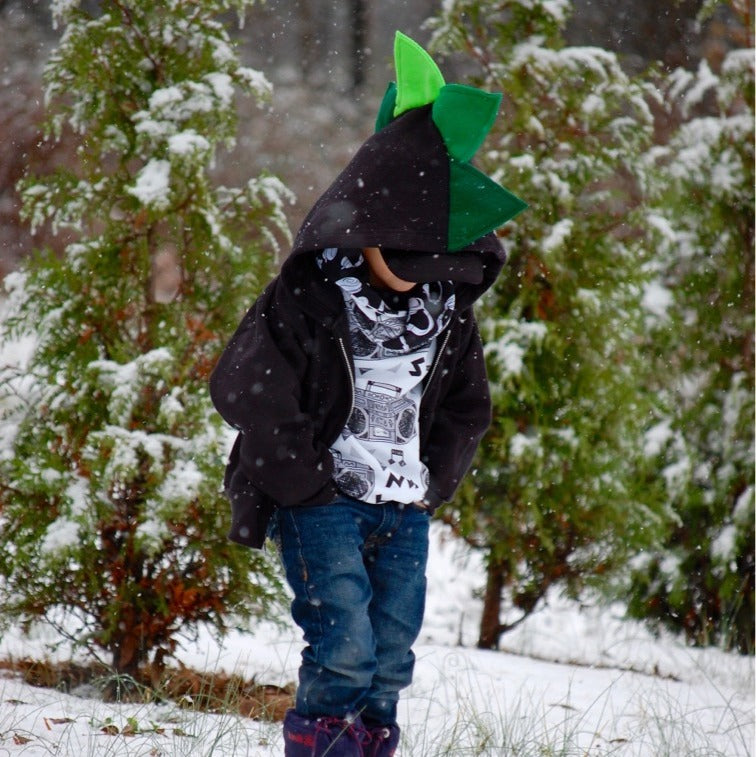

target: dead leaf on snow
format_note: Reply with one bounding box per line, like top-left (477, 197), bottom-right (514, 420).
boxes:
top-left (44, 716), bottom-right (75, 729)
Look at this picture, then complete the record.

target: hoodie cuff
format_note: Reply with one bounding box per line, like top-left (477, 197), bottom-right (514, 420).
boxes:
top-left (414, 487), bottom-right (445, 514)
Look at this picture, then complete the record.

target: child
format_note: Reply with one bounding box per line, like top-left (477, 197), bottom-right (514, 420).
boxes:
top-left (210, 32), bottom-right (526, 757)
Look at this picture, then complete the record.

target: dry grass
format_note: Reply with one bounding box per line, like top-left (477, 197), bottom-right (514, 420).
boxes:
top-left (0, 657), bottom-right (294, 722)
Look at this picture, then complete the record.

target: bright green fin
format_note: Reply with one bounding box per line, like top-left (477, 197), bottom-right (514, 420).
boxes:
top-left (371, 31), bottom-right (528, 247)
top-left (375, 81), bottom-right (397, 132)
top-left (448, 159), bottom-right (528, 250)
top-left (432, 84), bottom-right (502, 162)
top-left (393, 31), bottom-right (445, 118)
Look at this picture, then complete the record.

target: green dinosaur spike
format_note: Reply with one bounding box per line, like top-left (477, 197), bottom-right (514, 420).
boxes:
top-left (448, 159), bottom-right (528, 251)
top-left (375, 81), bottom-right (397, 132)
top-left (432, 84), bottom-right (502, 163)
top-left (368, 31), bottom-right (528, 249)
top-left (393, 31), bottom-right (445, 118)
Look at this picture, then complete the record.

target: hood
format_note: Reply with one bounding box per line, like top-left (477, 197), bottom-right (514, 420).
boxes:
top-left (284, 31), bottom-right (527, 314)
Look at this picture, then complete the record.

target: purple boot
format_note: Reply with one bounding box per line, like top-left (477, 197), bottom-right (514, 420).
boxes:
top-left (283, 709), bottom-right (370, 756)
top-left (364, 723), bottom-right (400, 757)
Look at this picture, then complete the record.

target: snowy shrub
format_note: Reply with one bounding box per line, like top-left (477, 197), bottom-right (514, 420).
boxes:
top-left (428, 0), bottom-right (671, 648)
top-left (0, 0), bottom-right (292, 676)
top-left (628, 14), bottom-right (754, 653)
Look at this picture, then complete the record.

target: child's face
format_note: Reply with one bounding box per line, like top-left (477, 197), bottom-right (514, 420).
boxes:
top-left (363, 247), bottom-right (416, 292)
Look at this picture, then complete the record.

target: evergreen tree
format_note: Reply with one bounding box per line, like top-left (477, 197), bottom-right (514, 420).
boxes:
top-left (0, 0), bottom-right (291, 677)
top-left (428, 0), bottom-right (671, 648)
top-left (628, 6), bottom-right (754, 652)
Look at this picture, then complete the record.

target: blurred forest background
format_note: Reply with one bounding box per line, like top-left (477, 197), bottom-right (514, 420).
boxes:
top-left (0, 0), bottom-right (746, 277)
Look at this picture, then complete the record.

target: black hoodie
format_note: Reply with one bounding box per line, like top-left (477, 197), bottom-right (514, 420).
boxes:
top-left (209, 247), bottom-right (499, 548)
top-left (209, 33), bottom-right (525, 548)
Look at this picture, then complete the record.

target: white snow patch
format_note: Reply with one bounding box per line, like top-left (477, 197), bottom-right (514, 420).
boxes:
top-left (50, 0), bottom-right (79, 26)
top-left (204, 72), bottom-right (234, 106)
top-left (541, 218), bottom-right (573, 253)
top-left (236, 67), bottom-right (273, 98)
top-left (168, 130), bottom-right (210, 156)
top-left (127, 159), bottom-right (171, 209)
top-left (646, 212), bottom-right (676, 238)
top-left (210, 37), bottom-right (235, 66)
top-left (642, 280), bottom-right (674, 320)
top-left (39, 518), bottom-right (79, 555)
top-left (149, 85), bottom-right (184, 111)
top-left (662, 457), bottom-right (691, 496)
top-left (680, 59), bottom-right (718, 115)
top-left (733, 486), bottom-right (754, 524)
top-left (159, 458), bottom-right (203, 503)
top-left (581, 92), bottom-right (604, 115)
top-left (510, 153), bottom-right (536, 172)
top-left (484, 320), bottom-right (548, 383)
top-left (510, 432), bottom-right (541, 460)
top-left (644, 420), bottom-right (674, 457)
top-left (711, 524), bottom-right (737, 562)
top-left (498, 341), bottom-right (525, 376)
top-left (39, 477), bottom-right (90, 555)
top-left (575, 287), bottom-right (601, 310)
top-left (136, 515), bottom-right (170, 555)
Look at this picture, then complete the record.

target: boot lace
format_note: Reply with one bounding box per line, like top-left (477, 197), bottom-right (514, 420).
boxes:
top-left (316, 716), bottom-right (372, 756)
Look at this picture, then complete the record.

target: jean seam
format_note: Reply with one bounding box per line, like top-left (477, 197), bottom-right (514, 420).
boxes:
top-left (287, 508), bottom-right (324, 710)
top-left (393, 503), bottom-right (406, 535)
top-left (368, 502), bottom-right (396, 548)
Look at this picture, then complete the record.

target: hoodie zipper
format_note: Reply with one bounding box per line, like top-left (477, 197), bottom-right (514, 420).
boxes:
top-left (422, 328), bottom-right (452, 399)
top-left (340, 322), bottom-right (448, 407)
top-left (338, 336), bottom-right (356, 415)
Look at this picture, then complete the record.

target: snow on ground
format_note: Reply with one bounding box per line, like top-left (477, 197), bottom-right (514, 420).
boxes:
top-left (0, 522), bottom-right (753, 756)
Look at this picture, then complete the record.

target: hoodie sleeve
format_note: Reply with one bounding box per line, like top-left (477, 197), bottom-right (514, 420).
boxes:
top-left (209, 280), bottom-right (338, 507)
top-left (421, 315), bottom-right (492, 509)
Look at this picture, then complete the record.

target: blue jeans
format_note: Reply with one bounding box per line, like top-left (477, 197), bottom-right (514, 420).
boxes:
top-left (271, 496), bottom-right (430, 725)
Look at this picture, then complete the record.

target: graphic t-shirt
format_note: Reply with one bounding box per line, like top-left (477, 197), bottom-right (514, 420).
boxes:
top-left (332, 342), bottom-right (436, 504)
top-left (316, 248), bottom-right (455, 504)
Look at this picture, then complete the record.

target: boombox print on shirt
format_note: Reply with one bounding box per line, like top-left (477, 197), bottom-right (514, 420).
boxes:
top-left (331, 346), bottom-right (435, 504)
top-left (349, 381), bottom-right (417, 445)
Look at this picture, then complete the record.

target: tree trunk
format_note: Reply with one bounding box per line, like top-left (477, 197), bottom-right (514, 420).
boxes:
top-left (477, 558), bottom-right (505, 649)
top-left (105, 626), bottom-right (144, 701)
top-left (349, 0), bottom-right (368, 91)
top-left (112, 635), bottom-right (141, 678)
top-left (298, 0), bottom-right (317, 84)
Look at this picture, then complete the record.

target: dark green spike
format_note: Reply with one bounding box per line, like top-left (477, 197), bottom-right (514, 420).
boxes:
top-left (432, 84), bottom-right (502, 162)
top-left (448, 159), bottom-right (528, 251)
top-left (375, 81), bottom-right (397, 132)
